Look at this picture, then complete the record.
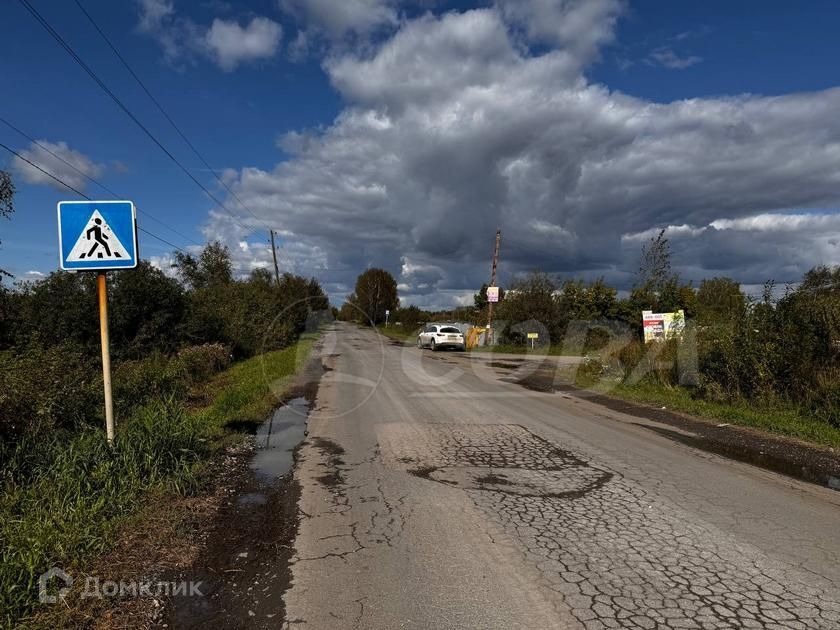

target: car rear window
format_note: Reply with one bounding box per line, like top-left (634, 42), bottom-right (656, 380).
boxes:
top-left (440, 327), bottom-right (461, 333)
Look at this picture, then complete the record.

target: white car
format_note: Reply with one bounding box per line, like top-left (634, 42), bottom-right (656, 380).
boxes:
top-left (417, 324), bottom-right (466, 351)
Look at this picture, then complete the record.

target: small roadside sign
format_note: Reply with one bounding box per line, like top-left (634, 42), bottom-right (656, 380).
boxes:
top-left (58, 200), bottom-right (138, 271)
top-left (487, 286), bottom-right (499, 303)
top-left (527, 331), bottom-right (539, 349)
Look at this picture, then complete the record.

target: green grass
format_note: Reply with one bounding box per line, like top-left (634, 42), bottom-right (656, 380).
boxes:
top-left (374, 325), bottom-right (419, 343)
top-left (585, 378), bottom-right (840, 449)
top-left (0, 337), bottom-right (316, 628)
top-left (469, 343), bottom-right (583, 356)
top-left (198, 334), bottom-right (316, 434)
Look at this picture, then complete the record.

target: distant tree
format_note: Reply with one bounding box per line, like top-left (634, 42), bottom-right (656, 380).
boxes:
top-left (109, 261), bottom-right (187, 359)
top-left (799, 265), bottom-right (840, 296)
top-left (338, 295), bottom-right (358, 322)
top-left (249, 267), bottom-right (274, 285)
top-left (307, 277), bottom-right (330, 311)
top-left (394, 304), bottom-right (427, 329)
top-left (353, 268), bottom-right (398, 325)
top-left (556, 278), bottom-right (618, 323)
top-left (174, 241), bottom-right (233, 289)
top-left (0, 171), bottom-right (15, 279)
top-left (0, 171), bottom-right (12, 218)
top-left (474, 283), bottom-right (489, 310)
top-left (638, 228), bottom-right (675, 295)
top-left (12, 272), bottom-right (98, 350)
top-left (696, 277), bottom-right (745, 323)
top-left (630, 228), bottom-right (696, 316)
top-left (496, 271), bottom-right (559, 343)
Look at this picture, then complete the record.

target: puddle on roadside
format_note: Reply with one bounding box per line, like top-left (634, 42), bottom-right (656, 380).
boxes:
top-left (251, 397), bottom-right (311, 481)
top-left (236, 492), bottom-right (267, 506)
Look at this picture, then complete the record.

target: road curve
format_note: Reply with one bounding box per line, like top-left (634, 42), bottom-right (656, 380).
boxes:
top-left (283, 322), bottom-right (840, 629)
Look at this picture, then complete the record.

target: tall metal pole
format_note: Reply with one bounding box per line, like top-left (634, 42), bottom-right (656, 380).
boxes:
top-left (97, 272), bottom-right (115, 444)
top-left (486, 229), bottom-right (502, 346)
top-left (270, 229), bottom-right (281, 286)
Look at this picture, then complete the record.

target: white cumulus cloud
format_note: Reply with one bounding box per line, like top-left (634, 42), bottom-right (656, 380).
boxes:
top-left (13, 140), bottom-right (104, 192)
top-left (137, 1), bottom-right (282, 70)
top-left (280, 0), bottom-right (398, 41)
top-left (205, 17), bottom-right (283, 71)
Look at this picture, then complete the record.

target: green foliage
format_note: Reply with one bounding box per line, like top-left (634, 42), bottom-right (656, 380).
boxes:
top-left (196, 337), bottom-right (314, 433)
top-left (0, 343), bottom-right (100, 441)
top-left (0, 338), bottom-right (313, 627)
top-left (176, 343), bottom-right (231, 382)
top-left (182, 271), bottom-right (318, 358)
top-left (638, 228), bottom-right (675, 294)
top-left (9, 273), bottom-right (99, 352)
top-left (392, 305), bottom-right (429, 329)
top-left (494, 260), bottom-right (839, 431)
top-left (0, 401), bottom-right (207, 626)
top-left (0, 238), bottom-right (327, 442)
top-left (0, 170), bottom-right (14, 279)
top-left (0, 170), bottom-right (13, 220)
top-left (594, 269), bottom-right (840, 429)
top-left (696, 277), bottom-right (745, 324)
top-left (109, 261), bottom-right (186, 359)
top-left (173, 240), bottom-right (233, 289)
top-left (497, 272), bottom-right (560, 343)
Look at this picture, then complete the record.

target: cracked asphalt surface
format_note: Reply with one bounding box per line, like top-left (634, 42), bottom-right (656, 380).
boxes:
top-left (283, 323), bottom-right (840, 629)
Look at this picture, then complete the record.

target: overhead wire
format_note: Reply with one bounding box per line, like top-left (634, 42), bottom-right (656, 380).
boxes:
top-left (0, 116), bottom-right (202, 247)
top-left (72, 0), bottom-right (275, 234)
top-left (0, 140), bottom-right (189, 254)
top-left (17, 0), bottom-right (255, 236)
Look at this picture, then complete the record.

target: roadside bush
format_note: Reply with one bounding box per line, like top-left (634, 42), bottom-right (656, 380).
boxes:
top-left (177, 343), bottom-right (230, 382)
top-left (112, 353), bottom-right (189, 416)
top-left (0, 343), bottom-right (100, 441)
top-left (805, 369), bottom-right (840, 428)
top-left (583, 326), bottom-right (612, 352)
top-left (113, 344), bottom-right (232, 417)
top-left (0, 400), bottom-right (206, 626)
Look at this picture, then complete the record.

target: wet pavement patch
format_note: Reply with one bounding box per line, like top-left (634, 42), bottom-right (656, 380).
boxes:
top-left (162, 353), bottom-right (326, 628)
top-left (311, 437), bottom-right (347, 489)
top-left (251, 397), bottom-right (311, 481)
top-left (475, 472), bottom-right (513, 486)
top-left (488, 361), bottom-right (522, 370)
top-left (236, 492), bottom-right (267, 506)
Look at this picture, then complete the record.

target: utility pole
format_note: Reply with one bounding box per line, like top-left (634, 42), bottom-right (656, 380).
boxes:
top-left (270, 230), bottom-right (281, 286)
top-left (486, 229), bottom-right (502, 346)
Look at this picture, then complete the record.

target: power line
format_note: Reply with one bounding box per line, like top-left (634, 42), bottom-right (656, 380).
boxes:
top-left (0, 140), bottom-right (188, 254)
top-left (72, 0), bottom-right (274, 234)
top-left (17, 0), bottom-right (255, 236)
top-left (0, 116), bottom-right (202, 247)
top-left (0, 140), bottom-right (87, 198)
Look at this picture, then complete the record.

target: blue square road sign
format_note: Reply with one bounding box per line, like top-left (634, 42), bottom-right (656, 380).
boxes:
top-left (57, 200), bottom-right (138, 271)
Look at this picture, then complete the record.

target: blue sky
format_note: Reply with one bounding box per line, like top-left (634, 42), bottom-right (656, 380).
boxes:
top-left (2, 1), bottom-right (840, 307)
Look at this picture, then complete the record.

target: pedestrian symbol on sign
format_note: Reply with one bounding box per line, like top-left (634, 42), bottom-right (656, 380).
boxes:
top-left (66, 210), bottom-right (131, 262)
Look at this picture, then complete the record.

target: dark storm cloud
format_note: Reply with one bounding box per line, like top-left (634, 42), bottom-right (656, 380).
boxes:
top-left (206, 1), bottom-right (840, 308)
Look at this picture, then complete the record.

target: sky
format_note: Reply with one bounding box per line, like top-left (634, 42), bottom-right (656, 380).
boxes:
top-left (1, 0), bottom-right (840, 309)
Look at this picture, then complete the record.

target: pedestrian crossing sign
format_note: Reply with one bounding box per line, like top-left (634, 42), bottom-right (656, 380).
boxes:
top-left (57, 200), bottom-right (138, 271)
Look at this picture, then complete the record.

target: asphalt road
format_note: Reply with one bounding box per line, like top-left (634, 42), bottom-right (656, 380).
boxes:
top-left (283, 322), bottom-right (840, 629)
